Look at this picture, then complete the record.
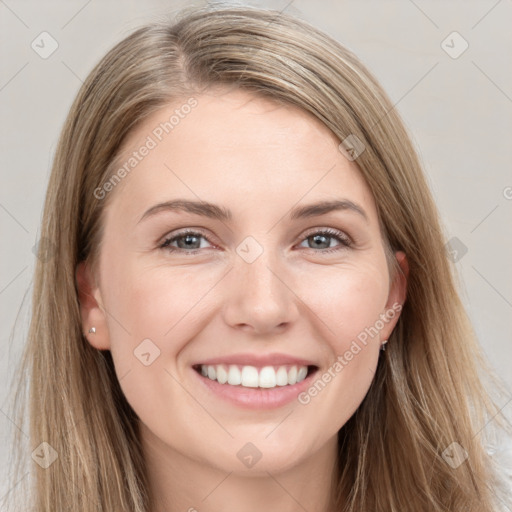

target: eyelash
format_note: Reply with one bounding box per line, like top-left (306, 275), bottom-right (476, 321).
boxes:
top-left (159, 227), bottom-right (352, 255)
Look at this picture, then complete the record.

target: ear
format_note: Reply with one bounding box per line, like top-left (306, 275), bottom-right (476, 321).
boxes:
top-left (76, 261), bottom-right (111, 350)
top-left (379, 251), bottom-right (408, 341)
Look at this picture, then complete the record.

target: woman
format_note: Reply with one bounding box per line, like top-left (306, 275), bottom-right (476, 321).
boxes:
top-left (6, 4), bottom-right (511, 511)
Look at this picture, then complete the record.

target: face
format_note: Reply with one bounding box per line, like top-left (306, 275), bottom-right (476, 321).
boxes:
top-left (77, 88), bottom-right (407, 476)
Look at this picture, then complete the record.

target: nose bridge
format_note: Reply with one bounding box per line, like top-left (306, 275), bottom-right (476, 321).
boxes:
top-left (238, 240), bottom-right (284, 300)
top-left (242, 250), bottom-right (279, 295)
top-left (222, 236), bottom-right (298, 332)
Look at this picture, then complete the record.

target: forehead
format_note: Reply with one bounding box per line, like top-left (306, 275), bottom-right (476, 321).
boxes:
top-left (101, 88), bottom-right (377, 227)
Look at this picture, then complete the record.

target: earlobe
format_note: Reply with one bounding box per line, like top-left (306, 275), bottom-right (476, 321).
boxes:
top-left (75, 261), bottom-right (111, 350)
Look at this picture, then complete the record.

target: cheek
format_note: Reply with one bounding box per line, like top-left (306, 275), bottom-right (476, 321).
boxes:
top-left (291, 261), bottom-right (388, 422)
top-left (299, 260), bottom-right (389, 349)
top-left (98, 258), bottom-right (220, 433)
top-left (100, 254), bottom-right (225, 367)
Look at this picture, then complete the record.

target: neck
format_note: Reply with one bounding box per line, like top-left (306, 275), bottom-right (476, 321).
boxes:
top-left (141, 423), bottom-right (339, 512)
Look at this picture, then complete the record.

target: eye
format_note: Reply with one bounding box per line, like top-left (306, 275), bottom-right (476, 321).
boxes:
top-left (159, 229), bottom-right (214, 255)
top-left (159, 227), bottom-right (352, 255)
top-left (297, 228), bottom-right (352, 254)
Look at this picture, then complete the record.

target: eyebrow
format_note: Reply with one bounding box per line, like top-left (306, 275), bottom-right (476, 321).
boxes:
top-left (137, 198), bottom-right (368, 224)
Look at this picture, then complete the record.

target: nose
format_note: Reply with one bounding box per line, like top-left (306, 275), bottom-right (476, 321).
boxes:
top-left (221, 249), bottom-right (299, 336)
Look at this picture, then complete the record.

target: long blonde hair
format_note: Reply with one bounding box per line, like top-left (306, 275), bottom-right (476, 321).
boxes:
top-left (6, 5), bottom-right (511, 511)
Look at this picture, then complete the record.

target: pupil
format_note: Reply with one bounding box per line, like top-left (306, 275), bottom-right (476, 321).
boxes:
top-left (180, 235), bottom-right (198, 249)
top-left (312, 234), bottom-right (328, 249)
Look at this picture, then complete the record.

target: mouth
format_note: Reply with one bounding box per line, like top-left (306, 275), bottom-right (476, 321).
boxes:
top-left (192, 363), bottom-right (319, 389)
top-left (191, 353), bottom-right (320, 409)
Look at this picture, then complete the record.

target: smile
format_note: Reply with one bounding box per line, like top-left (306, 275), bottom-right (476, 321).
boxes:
top-left (195, 364), bottom-right (312, 389)
top-left (191, 353), bottom-right (320, 409)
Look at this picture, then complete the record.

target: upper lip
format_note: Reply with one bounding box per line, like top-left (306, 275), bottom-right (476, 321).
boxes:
top-left (194, 353), bottom-right (318, 368)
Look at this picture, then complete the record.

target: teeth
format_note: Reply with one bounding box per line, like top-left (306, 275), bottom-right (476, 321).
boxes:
top-left (276, 366), bottom-right (288, 386)
top-left (288, 365), bottom-right (297, 385)
top-left (259, 366), bottom-right (276, 388)
top-left (216, 365), bottom-right (228, 384)
top-left (227, 365), bottom-right (241, 385)
top-left (297, 366), bottom-right (308, 383)
top-left (241, 366), bottom-right (259, 387)
top-left (199, 364), bottom-right (310, 389)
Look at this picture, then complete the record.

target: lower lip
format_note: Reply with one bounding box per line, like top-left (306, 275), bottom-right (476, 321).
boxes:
top-left (193, 368), bottom-right (318, 410)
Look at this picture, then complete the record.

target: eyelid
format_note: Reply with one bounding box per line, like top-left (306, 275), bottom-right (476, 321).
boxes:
top-left (158, 227), bottom-right (217, 249)
top-left (159, 225), bottom-right (354, 254)
top-left (299, 226), bottom-right (353, 246)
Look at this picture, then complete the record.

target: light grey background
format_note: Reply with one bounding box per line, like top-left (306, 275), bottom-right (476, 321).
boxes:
top-left (1, 0), bottom-right (511, 501)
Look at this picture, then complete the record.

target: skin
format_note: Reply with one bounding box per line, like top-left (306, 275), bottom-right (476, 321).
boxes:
top-left (77, 88), bottom-right (407, 512)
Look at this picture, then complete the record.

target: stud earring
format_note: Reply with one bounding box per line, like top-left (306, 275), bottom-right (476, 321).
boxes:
top-left (88, 327), bottom-right (96, 334)
top-left (380, 339), bottom-right (388, 351)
